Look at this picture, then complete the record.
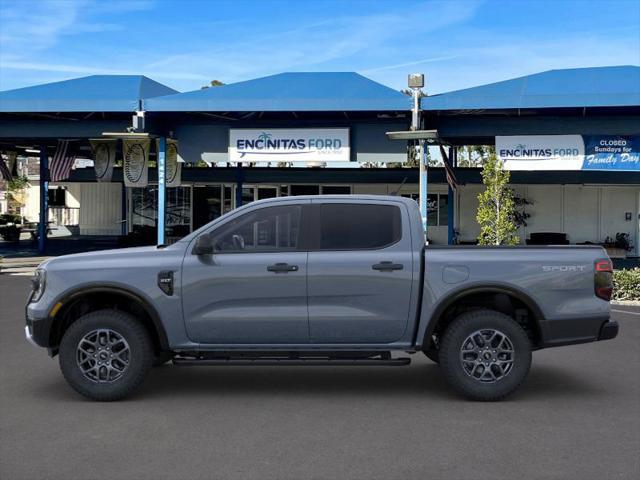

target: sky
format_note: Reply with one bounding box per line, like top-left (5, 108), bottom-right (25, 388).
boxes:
top-left (0, 0), bottom-right (639, 94)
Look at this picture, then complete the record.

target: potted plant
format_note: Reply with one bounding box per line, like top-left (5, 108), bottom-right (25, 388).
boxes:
top-left (603, 233), bottom-right (633, 259)
top-left (0, 212), bottom-right (23, 242)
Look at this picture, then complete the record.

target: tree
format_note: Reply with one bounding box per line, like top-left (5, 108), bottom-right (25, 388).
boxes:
top-left (457, 145), bottom-right (495, 167)
top-left (201, 80), bottom-right (225, 89)
top-left (476, 153), bottom-right (519, 245)
top-left (5, 175), bottom-right (29, 214)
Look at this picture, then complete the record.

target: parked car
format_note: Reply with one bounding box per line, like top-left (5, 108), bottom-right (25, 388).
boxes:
top-left (25, 195), bottom-right (618, 401)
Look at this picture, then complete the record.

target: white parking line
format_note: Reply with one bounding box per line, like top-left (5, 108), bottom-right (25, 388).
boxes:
top-left (611, 309), bottom-right (640, 316)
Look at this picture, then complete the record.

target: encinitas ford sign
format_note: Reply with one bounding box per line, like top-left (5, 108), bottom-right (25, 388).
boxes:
top-left (497, 135), bottom-right (640, 171)
top-left (497, 135), bottom-right (584, 170)
top-left (229, 128), bottom-right (350, 162)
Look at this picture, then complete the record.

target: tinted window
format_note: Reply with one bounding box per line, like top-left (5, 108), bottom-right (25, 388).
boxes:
top-left (319, 204), bottom-right (401, 250)
top-left (212, 205), bottom-right (301, 252)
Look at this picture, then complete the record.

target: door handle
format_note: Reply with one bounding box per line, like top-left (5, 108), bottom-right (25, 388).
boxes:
top-left (372, 261), bottom-right (404, 272)
top-left (267, 263), bottom-right (299, 273)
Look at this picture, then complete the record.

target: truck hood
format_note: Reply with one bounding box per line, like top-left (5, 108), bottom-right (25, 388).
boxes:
top-left (41, 246), bottom-right (175, 270)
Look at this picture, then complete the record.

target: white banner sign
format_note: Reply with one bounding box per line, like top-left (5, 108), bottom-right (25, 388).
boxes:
top-left (497, 135), bottom-right (585, 170)
top-left (123, 138), bottom-right (150, 187)
top-left (156, 138), bottom-right (181, 187)
top-left (229, 128), bottom-right (350, 162)
top-left (90, 139), bottom-right (116, 182)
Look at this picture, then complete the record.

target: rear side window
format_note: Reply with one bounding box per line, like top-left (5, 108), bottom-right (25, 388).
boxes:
top-left (319, 203), bottom-right (402, 250)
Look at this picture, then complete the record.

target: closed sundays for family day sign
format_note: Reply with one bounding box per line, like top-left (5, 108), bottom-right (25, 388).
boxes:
top-left (229, 128), bottom-right (350, 162)
top-left (497, 135), bottom-right (640, 171)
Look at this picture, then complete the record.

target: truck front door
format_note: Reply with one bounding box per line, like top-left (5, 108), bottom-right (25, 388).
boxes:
top-left (307, 200), bottom-right (414, 344)
top-left (182, 202), bottom-right (310, 344)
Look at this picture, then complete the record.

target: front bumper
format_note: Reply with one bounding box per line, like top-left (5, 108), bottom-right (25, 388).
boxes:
top-left (25, 315), bottom-right (52, 348)
top-left (24, 325), bottom-right (38, 347)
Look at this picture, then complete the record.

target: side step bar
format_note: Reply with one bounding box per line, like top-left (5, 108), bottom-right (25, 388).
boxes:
top-left (173, 357), bottom-right (411, 367)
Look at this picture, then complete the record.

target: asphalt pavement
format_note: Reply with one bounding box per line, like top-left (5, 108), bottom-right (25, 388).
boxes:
top-left (1, 275), bottom-right (639, 480)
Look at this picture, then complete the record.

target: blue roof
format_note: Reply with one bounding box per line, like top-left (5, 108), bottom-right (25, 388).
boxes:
top-left (145, 72), bottom-right (410, 112)
top-left (422, 66), bottom-right (640, 111)
top-left (0, 75), bottom-right (178, 113)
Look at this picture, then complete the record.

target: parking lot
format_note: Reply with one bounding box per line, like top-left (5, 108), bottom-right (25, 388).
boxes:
top-left (1, 274), bottom-right (639, 480)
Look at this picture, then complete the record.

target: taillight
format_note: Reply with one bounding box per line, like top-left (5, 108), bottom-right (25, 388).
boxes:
top-left (594, 258), bottom-right (613, 301)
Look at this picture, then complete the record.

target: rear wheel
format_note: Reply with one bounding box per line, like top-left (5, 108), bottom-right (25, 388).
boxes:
top-left (59, 309), bottom-right (154, 401)
top-left (439, 309), bottom-right (531, 401)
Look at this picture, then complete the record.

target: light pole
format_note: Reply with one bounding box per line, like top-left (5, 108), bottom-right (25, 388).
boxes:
top-left (408, 73), bottom-right (427, 240)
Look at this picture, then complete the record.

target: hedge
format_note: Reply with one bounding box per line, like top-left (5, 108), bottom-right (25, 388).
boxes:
top-left (612, 268), bottom-right (640, 301)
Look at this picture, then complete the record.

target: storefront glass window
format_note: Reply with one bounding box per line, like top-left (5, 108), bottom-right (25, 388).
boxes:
top-left (193, 186), bottom-right (221, 230)
top-left (427, 194), bottom-right (438, 226)
top-left (166, 187), bottom-right (191, 239)
top-left (131, 186), bottom-right (191, 242)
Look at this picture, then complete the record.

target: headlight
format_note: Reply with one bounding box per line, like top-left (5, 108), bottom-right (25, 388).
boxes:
top-left (30, 269), bottom-right (46, 302)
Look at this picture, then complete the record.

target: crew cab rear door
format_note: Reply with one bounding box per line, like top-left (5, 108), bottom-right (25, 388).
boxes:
top-left (307, 199), bottom-right (414, 343)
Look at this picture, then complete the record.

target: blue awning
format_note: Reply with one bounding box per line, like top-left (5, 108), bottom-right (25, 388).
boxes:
top-left (145, 72), bottom-right (410, 112)
top-left (422, 66), bottom-right (640, 111)
top-left (0, 75), bottom-right (178, 113)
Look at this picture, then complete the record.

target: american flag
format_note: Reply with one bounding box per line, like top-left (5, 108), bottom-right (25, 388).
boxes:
top-left (0, 156), bottom-right (12, 181)
top-left (50, 140), bottom-right (77, 182)
top-left (439, 145), bottom-right (458, 190)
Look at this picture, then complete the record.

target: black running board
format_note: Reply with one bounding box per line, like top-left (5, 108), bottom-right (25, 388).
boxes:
top-left (173, 357), bottom-right (411, 367)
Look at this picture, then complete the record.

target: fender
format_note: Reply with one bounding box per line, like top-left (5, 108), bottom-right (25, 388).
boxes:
top-left (50, 283), bottom-right (169, 350)
top-left (419, 282), bottom-right (546, 348)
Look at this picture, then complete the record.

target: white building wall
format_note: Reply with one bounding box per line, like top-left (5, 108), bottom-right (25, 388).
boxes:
top-left (78, 183), bottom-right (122, 235)
top-left (23, 182), bottom-right (40, 222)
top-left (599, 186), bottom-right (639, 253)
top-left (64, 184), bottom-right (81, 208)
top-left (352, 183), bottom-right (389, 195)
top-left (456, 184), bottom-right (483, 243)
top-left (456, 184), bottom-right (639, 255)
top-left (523, 186), bottom-right (563, 235)
top-left (562, 185), bottom-right (599, 243)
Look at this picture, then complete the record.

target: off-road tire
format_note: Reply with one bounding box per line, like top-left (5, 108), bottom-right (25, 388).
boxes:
top-left (439, 309), bottom-right (532, 401)
top-left (59, 309), bottom-right (153, 401)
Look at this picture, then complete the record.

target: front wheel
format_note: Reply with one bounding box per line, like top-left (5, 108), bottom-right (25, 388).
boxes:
top-left (59, 309), bottom-right (154, 401)
top-left (439, 309), bottom-right (532, 401)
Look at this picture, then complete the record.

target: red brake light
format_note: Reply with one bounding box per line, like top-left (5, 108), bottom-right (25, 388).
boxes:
top-left (594, 258), bottom-right (613, 301)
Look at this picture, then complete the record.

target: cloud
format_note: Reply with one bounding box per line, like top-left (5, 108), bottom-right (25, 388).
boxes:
top-left (361, 55), bottom-right (459, 74)
top-left (140, 1), bottom-right (484, 89)
top-left (0, 60), bottom-right (209, 81)
top-left (418, 29), bottom-right (640, 94)
top-left (0, 0), bottom-right (152, 61)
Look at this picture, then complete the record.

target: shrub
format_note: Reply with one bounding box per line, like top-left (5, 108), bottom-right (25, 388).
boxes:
top-left (612, 268), bottom-right (640, 301)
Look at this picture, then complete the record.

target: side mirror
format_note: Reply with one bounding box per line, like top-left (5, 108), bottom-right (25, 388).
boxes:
top-left (193, 233), bottom-right (214, 255)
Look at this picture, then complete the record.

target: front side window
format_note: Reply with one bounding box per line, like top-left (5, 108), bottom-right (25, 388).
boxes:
top-left (211, 205), bottom-right (301, 253)
top-left (319, 203), bottom-right (401, 250)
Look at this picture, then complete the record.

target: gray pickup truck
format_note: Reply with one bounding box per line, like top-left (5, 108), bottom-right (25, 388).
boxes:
top-left (26, 195), bottom-right (618, 401)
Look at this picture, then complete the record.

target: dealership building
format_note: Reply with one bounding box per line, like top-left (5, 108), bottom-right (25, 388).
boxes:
top-left (0, 66), bottom-right (639, 256)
